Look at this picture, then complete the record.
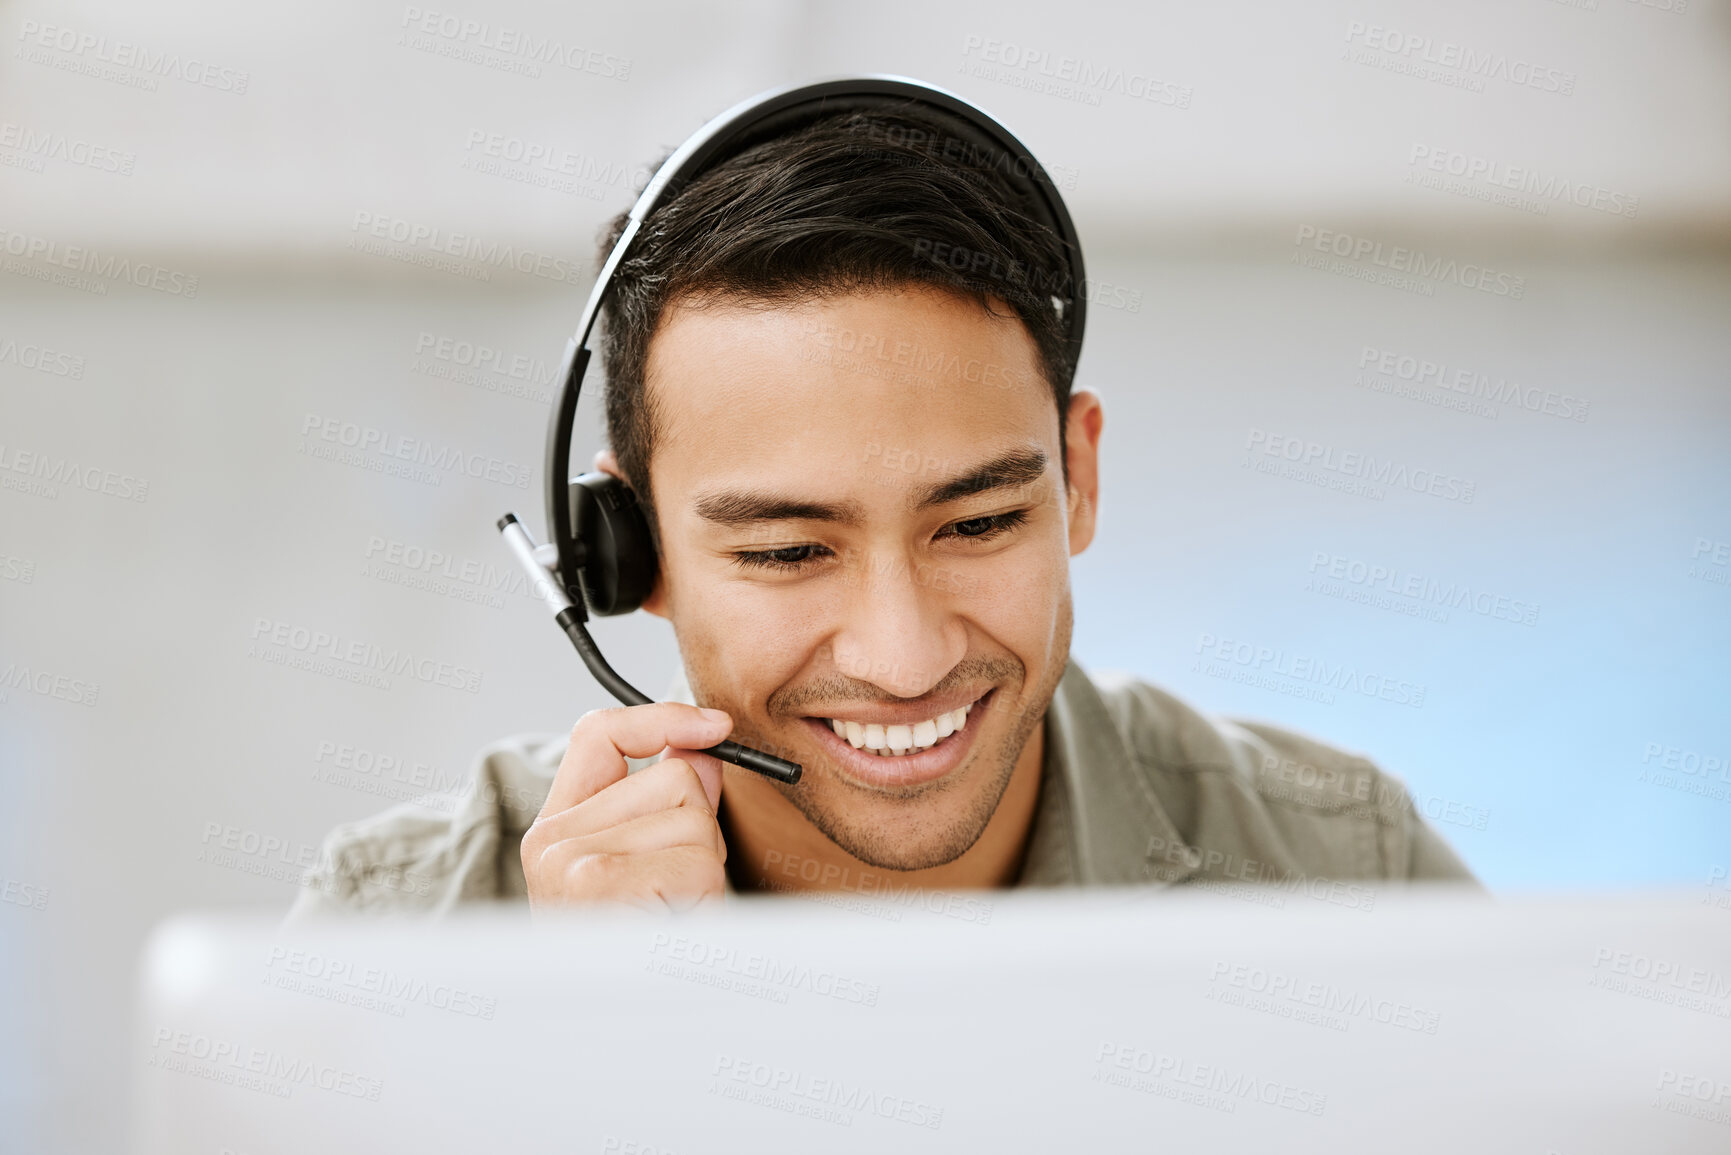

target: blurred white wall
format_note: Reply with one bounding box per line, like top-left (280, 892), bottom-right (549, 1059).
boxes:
top-left (1, 1), bottom-right (1728, 1152)
top-left (5, 0), bottom-right (1729, 255)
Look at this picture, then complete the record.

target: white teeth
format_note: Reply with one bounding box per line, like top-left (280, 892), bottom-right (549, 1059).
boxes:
top-left (824, 699), bottom-right (981, 757)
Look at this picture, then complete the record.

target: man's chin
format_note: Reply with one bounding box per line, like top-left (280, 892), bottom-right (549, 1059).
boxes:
top-left (801, 815), bottom-right (987, 872)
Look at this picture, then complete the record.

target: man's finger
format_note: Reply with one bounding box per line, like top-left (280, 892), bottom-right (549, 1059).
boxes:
top-left (535, 806), bottom-right (723, 876)
top-left (542, 703), bottom-right (731, 816)
top-left (527, 758), bottom-right (713, 848)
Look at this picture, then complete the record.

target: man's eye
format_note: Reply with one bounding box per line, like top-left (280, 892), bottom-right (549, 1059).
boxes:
top-left (733, 544), bottom-right (831, 571)
top-left (940, 510), bottom-right (1029, 541)
top-left (732, 512), bottom-right (1027, 571)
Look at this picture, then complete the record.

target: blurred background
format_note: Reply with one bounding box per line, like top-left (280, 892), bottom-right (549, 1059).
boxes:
top-left (2, 0), bottom-right (1728, 1149)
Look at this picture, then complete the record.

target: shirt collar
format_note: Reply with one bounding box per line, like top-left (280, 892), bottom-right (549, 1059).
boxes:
top-left (1017, 657), bottom-right (1200, 888)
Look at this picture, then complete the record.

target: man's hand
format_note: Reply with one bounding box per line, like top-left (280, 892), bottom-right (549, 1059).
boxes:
top-left (521, 703), bottom-right (733, 913)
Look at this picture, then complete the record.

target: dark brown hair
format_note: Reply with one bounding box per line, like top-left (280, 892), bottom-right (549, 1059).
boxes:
top-left (597, 105), bottom-right (1077, 542)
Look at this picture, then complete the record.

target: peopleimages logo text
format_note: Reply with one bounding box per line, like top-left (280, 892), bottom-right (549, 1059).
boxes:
top-left (249, 617), bottom-right (483, 694)
top-left (399, 7), bottom-right (631, 79)
top-left (1307, 551), bottom-right (1539, 626)
top-left (1357, 345), bottom-right (1588, 421)
top-left (0, 443), bottom-right (149, 501)
top-left (0, 336), bottom-right (85, 378)
top-left (350, 211), bottom-right (580, 284)
top-left (959, 35), bottom-right (1192, 108)
top-left (0, 227), bottom-right (199, 297)
top-left (0, 121), bottom-right (135, 174)
top-left (1408, 145), bottom-right (1638, 219)
top-left (300, 413), bottom-right (531, 489)
top-left (1342, 21), bottom-right (1575, 95)
top-left (1195, 632), bottom-right (1427, 709)
top-left (1294, 226), bottom-right (1524, 299)
top-left (1246, 429), bottom-right (1476, 504)
top-left (16, 20), bottom-right (251, 93)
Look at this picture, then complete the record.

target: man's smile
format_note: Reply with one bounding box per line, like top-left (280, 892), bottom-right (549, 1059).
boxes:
top-left (797, 688), bottom-right (997, 789)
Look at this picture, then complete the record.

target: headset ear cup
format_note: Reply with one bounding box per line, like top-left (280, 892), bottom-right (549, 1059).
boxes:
top-left (568, 472), bottom-right (658, 615)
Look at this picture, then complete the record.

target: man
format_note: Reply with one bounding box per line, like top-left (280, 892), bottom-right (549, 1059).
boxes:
top-left (289, 102), bottom-right (1476, 920)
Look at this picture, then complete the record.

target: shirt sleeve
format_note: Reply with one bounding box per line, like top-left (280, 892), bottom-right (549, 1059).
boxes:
top-left (1400, 802), bottom-right (1484, 885)
top-left (1218, 712), bottom-right (1486, 889)
top-left (279, 801), bottom-right (483, 926)
top-left (280, 733), bottom-right (564, 927)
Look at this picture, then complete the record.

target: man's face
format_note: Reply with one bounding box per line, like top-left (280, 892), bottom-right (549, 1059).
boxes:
top-left (638, 285), bottom-right (1100, 870)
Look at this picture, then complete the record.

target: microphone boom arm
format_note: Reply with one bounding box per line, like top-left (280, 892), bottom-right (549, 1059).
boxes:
top-left (497, 513), bottom-right (802, 784)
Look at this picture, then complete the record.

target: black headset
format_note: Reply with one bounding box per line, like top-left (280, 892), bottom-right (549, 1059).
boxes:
top-left (498, 74), bottom-right (1088, 785)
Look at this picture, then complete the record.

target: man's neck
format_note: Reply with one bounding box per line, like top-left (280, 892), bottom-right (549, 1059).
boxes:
top-left (720, 720), bottom-right (1047, 895)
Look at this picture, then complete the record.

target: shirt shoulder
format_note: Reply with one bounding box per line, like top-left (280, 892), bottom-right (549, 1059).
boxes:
top-left (283, 732), bottom-right (563, 923)
top-left (1084, 669), bottom-right (1478, 885)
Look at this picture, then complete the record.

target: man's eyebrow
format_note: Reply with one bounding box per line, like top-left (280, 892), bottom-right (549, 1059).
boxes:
top-left (916, 448), bottom-right (1049, 509)
top-left (692, 491), bottom-right (867, 528)
top-left (690, 447), bottom-right (1049, 527)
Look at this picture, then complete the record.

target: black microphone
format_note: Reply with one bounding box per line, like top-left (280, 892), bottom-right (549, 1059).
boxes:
top-left (497, 513), bottom-right (802, 784)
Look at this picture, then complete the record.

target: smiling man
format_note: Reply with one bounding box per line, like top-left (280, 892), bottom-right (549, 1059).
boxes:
top-left (290, 101), bottom-right (1475, 920)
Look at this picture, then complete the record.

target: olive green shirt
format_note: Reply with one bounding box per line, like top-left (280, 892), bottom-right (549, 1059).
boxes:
top-left (286, 658), bottom-right (1477, 920)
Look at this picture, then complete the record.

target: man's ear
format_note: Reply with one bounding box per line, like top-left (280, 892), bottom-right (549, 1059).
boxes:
top-left (594, 450), bottom-right (672, 618)
top-left (640, 566), bottom-right (671, 620)
top-left (1064, 390), bottom-right (1104, 557)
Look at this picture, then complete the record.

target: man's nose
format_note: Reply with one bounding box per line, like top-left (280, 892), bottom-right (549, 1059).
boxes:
top-left (826, 549), bottom-right (967, 698)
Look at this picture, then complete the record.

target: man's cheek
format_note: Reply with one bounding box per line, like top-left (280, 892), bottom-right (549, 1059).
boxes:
top-left (683, 588), bottom-right (828, 730)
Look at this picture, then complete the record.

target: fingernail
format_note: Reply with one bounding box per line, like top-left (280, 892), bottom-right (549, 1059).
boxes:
top-left (698, 707), bottom-right (731, 726)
